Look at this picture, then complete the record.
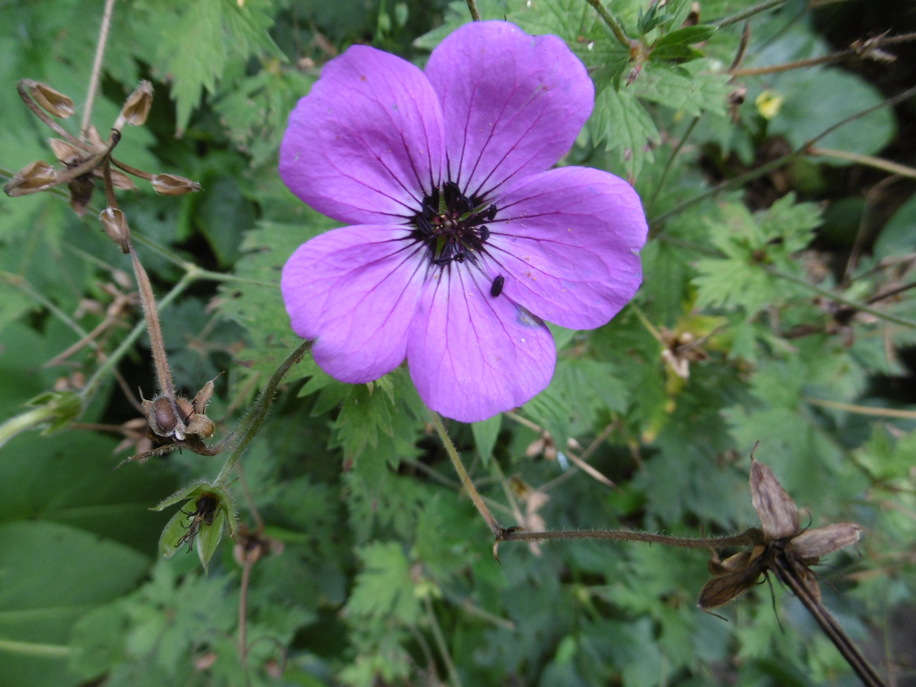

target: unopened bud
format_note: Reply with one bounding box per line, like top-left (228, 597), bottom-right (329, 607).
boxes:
top-left (26, 80), bottom-right (75, 118)
top-left (117, 80), bottom-right (154, 128)
top-left (4, 160), bottom-right (58, 196)
top-left (99, 207), bottom-right (130, 253)
top-left (151, 173), bottom-right (202, 196)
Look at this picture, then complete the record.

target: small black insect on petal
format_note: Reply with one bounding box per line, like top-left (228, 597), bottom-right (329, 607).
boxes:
top-left (490, 275), bottom-right (505, 297)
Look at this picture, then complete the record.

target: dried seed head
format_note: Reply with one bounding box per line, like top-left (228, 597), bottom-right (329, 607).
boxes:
top-left (143, 396), bottom-right (191, 441)
top-left (118, 80), bottom-right (154, 128)
top-left (49, 138), bottom-right (84, 166)
top-left (750, 456), bottom-right (799, 540)
top-left (99, 207), bottom-right (131, 253)
top-left (27, 80), bottom-right (76, 118)
top-left (4, 160), bottom-right (58, 196)
top-left (151, 173), bottom-right (203, 196)
top-left (790, 522), bottom-right (862, 564)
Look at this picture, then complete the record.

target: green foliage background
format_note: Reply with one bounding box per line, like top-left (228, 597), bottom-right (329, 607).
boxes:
top-left (0, 0), bottom-right (914, 685)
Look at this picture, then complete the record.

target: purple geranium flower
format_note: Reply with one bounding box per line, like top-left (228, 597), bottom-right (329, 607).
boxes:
top-left (280, 21), bottom-right (647, 422)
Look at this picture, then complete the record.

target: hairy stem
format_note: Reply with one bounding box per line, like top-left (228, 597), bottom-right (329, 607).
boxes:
top-left (83, 0), bottom-right (118, 136)
top-left (213, 341), bottom-right (312, 486)
top-left (583, 0), bottom-right (638, 51)
top-left (497, 527), bottom-right (760, 548)
top-left (429, 411), bottom-right (504, 536)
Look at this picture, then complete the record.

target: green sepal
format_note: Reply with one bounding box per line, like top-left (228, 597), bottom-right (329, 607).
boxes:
top-left (195, 506), bottom-right (228, 573)
top-left (153, 482), bottom-right (237, 571)
top-left (654, 25), bottom-right (717, 49)
top-left (27, 390), bottom-right (83, 433)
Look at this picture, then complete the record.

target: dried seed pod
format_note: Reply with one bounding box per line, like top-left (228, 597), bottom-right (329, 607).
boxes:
top-left (143, 395), bottom-right (189, 441)
top-left (99, 207), bottom-right (131, 253)
top-left (118, 80), bottom-right (154, 127)
top-left (27, 80), bottom-right (75, 118)
top-left (151, 173), bottom-right (203, 196)
top-left (3, 160), bottom-right (58, 196)
top-left (750, 457), bottom-right (799, 540)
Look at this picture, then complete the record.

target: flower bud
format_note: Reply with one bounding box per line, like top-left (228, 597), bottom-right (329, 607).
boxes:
top-left (151, 173), bottom-right (203, 196)
top-left (26, 80), bottom-right (75, 118)
top-left (4, 160), bottom-right (58, 197)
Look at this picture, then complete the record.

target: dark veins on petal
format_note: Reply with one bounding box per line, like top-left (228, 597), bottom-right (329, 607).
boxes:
top-left (408, 180), bottom-right (498, 269)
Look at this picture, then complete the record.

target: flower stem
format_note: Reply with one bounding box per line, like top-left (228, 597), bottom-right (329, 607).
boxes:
top-left (429, 411), bottom-right (505, 536)
top-left (465, 0), bottom-right (480, 21)
top-left (83, 0), bottom-right (118, 136)
top-left (212, 341), bottom-right (312, 487)
top-left (582, 0), bottom-right (638, 51)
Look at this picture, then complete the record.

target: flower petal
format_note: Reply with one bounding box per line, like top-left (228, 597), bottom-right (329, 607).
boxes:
top-left (425, 21), bottom-right (594, 198)
top-left (483, 167), bottom-right (646, 329)
top-left (281, 225), bottom-right (426, 382)
top-left (280, 46), bottom-right (445, 226)
top-left (408, 269), bottom-right (555, 422)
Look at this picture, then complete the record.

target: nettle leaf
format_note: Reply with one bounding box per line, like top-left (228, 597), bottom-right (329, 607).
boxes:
top-left (149, 0), bottom-right (281, 132)
top-left (590, 88), bottom-right (660, 180)
top-left (345, 541), bottom-right (422, 626)
top-left (631, 60), bottom-right (732, 117)
top-left (692, 196), bottom-right (820, 314)
top-left (214, 68), bottom-right (316, 167)
top-left (330, 370), bottom-right (425, 471)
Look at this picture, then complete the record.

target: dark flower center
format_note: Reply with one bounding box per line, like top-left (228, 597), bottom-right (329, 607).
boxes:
top-left (410, 181), bottom-right (497, 267)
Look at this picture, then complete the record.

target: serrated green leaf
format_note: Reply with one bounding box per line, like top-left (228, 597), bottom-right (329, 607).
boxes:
top-left (590, 88), bottom-right (660, 180)
top-left (345, 541), bottom-right (421, 625)
top-left (631, 61), bottom-right (732, 117)
top-left (654, 25), bottom-right (718, 48)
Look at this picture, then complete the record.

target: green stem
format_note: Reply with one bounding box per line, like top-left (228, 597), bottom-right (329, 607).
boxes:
top-left (647, 116), bottom-right (700, 215)
top-left (0, 639), bottom-right (71, 658)
top-left (429, 411), bottom-right (504, 536)
top-left (714, 0), bottom-right (787, 28)
top-left (213, 340), bottom-right (312, 486)
top-left (423, 596), bottom-right (464, 687)
top-left (583, 0), bottom-right (638, 51)
top-left (766, 267), bottom-right (916, 330)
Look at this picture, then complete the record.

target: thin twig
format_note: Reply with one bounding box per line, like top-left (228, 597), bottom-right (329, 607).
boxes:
top-left (727, 52), bottom-right (849, 76)
top-left (651, 84), bottom-right (916, 226)
top-left (83, 0), bottom-right (118, 136)
top-left (804, 397), bottom-right (916, 420)
top-left (497, 527), bottom-right (760, 548)
top-left (809, 147), bottom-right (916, 179)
